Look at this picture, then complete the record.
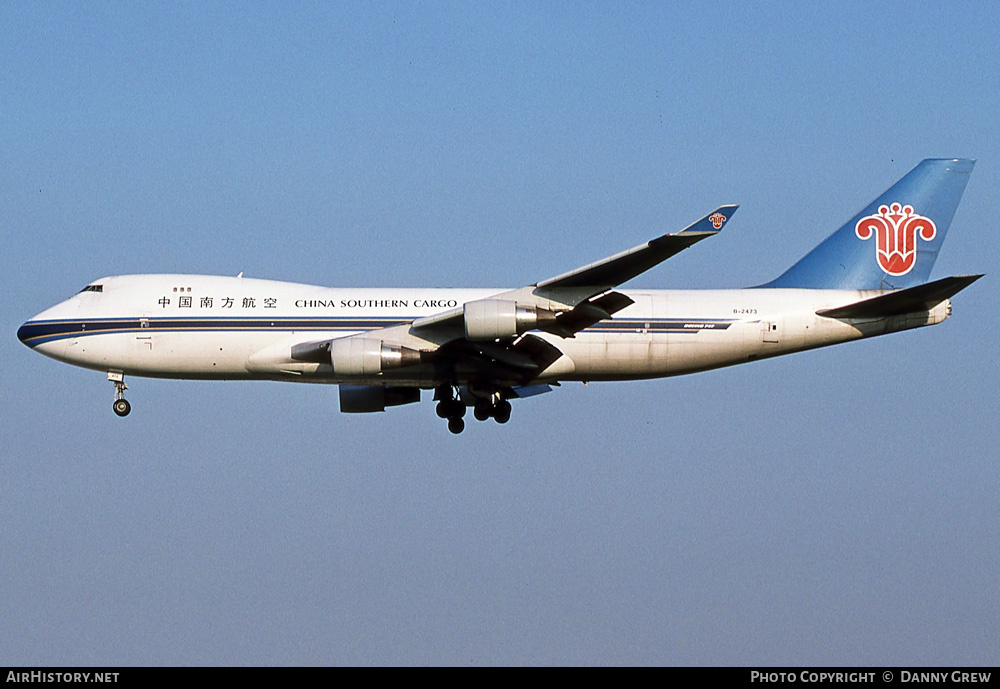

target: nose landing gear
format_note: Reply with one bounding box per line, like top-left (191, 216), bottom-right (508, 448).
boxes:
top-left (108, 371), bottom-right (131, 417)
top-left (113, 398), bottom-right (131, 417)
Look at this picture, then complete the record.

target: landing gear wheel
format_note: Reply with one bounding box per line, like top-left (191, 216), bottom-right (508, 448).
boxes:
top-left (108, 372), bottom-right (130, 418)
top-left (473, 398), bottom-right (492, 421)
top-left (436, 394), bottom-right (465, 420)
top-left (493, 400), bottom-right (511, 424)
top-left (436, 401), bottom-right (450, 419)
top-left (447, 417), bottom-right (465, 434)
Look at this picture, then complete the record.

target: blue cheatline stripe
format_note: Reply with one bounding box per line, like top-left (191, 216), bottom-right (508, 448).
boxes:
top-left (17, 316), bottom-right (735, 347)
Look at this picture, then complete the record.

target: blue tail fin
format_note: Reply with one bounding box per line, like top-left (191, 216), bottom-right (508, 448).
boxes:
top-left (763, 159), bottom-right (974, 289)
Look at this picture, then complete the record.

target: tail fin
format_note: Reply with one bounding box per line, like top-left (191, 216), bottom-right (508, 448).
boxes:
top-left (763, 159), bottom-right (974, 289)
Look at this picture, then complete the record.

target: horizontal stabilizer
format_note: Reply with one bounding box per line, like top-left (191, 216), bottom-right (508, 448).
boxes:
top-left (817, 274), bottom-right (983, 319)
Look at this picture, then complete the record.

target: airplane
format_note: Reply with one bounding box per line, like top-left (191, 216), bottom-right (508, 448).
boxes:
top-left (18, 158), bottom-right (981, 434)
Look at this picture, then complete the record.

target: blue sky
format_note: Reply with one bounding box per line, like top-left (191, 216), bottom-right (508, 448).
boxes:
top-left (2, 1), bottom-right (998, 665)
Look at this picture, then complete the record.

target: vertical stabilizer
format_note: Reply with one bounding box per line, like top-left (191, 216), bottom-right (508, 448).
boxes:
top-left (763, 159), bottom-right (974, 289)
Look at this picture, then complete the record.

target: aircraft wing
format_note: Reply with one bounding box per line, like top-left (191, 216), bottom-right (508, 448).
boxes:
top-left (309, 205), bottom-right (737, 387)
top-left (411, 204), bottom-right (737, 341)
top-left (536, 204), bottom-right (738, 290)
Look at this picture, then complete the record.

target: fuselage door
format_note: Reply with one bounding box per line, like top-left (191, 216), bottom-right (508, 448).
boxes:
top-left (762, 318), bottom-right (781, 344)
top-left (136, 314), bottom-right (153, 351)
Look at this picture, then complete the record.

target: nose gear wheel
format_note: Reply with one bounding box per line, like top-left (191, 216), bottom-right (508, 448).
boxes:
top-left (108, 371), bottom-right (131, 417)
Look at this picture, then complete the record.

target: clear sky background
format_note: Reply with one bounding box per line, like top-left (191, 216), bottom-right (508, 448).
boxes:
top-left (2, 1), bottom-right (998, 666)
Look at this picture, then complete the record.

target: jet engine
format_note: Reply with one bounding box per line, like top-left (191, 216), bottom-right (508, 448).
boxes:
top-left (339, 385), bottom-right (420, 413)
top-left (463, 299), bottom-right (557, 341)
top-left (329, 337), bottom-right (421, 376)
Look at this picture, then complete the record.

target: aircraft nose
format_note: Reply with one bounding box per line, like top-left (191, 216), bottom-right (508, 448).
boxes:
top-left (17, 317), bottom-right (48, 349)
top-left (17, 320), bottom-right (33, 347)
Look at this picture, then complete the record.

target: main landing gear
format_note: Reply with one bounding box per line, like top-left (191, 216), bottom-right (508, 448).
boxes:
top-left (435, 385), bottom-right (511, 434)
top-left (108, 371), bottom-right (131, 417)
top-left (435, 386), bottom-right (466, 434)
top-left (473, 396), bottom-right (511, 424)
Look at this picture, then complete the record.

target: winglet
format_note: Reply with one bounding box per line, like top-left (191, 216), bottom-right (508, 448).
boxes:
top-left (674, 204), bottom-right (739, 236)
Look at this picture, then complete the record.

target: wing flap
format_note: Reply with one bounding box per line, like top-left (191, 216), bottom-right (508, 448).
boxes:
top-left (541, 290), bottom-right (635, 337)
top-left (507, 384), bottom-right (553, 398)
top-left (424, 333), bottom-right (565, 384)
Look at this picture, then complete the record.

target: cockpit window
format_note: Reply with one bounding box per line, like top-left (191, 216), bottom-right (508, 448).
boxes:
top-left (78, 284), bottom-right (103, 293)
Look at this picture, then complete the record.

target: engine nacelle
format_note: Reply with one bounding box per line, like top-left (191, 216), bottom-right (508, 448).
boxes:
top-left (339, 385), bottom-right (420, 413)
top-left (330, 337), bottom-right (421, 376)
top-left (463, 299), bottom-right (556, 341)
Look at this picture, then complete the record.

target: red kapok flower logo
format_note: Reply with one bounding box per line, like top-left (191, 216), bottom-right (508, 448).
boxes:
top-left (855, 203), bottom-right (936, 276)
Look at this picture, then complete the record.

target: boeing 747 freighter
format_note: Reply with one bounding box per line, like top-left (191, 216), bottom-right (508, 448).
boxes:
top-left (18, 159), bottom-right (981, 433)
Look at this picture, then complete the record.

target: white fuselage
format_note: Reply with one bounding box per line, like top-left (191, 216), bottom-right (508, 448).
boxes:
top-left (20, 274), bottom-right (950, 386)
